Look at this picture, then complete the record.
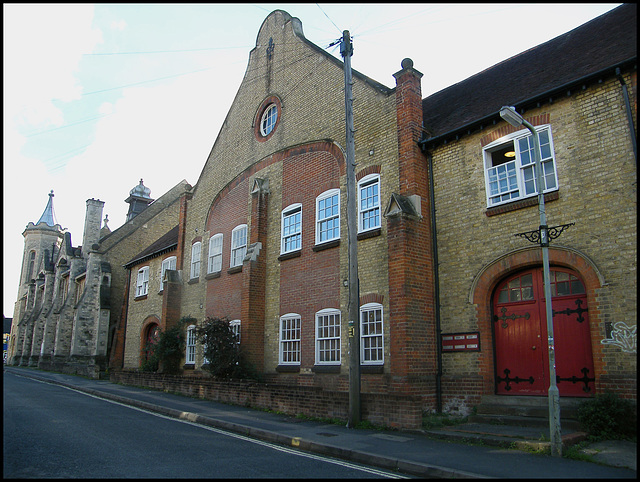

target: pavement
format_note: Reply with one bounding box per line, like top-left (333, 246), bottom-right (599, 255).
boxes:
top-left (4, 366), bottom-right (636, 478)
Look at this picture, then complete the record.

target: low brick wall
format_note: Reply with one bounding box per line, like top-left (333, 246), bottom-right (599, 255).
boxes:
top-left (110, 370), bottom-right (423, 429)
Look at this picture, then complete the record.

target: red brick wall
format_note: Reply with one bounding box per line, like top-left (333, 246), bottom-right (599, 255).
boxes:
top-left (110, 370), bottom-right (423, 429)
top-left (205, 177), bottom-right (250, 321)
top-left (279, 148), bottom-right (342, 368)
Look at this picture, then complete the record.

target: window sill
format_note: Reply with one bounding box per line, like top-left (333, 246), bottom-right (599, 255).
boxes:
top-left (134, 294), bottom-right (148, 301)
top-left (276, 364), bottom-right (300, 373)
top-left (187, 278), bottom-right (199, 285)
top-left (227, 265), bottom-right (242, 275)
top-left (357, 227), bottom-right (381, 240)
top-left (278, 250), bottom-right (301, 262)
top-left (360, 364), bottom-right (384, 374)
top-left (485, 191), bottom-right (559, 217)
top-left (313, 239), bottom-right (340, 252)
top-left (312, 364), bottom-right (340, 373)
top-left (183, 363), bottom-right (195, 370)
top-left (205, 271), bottom-right (221, 280)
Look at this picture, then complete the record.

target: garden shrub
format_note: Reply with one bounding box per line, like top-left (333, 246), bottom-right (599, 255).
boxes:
top-left (577, 392), bottom-right (637, 440)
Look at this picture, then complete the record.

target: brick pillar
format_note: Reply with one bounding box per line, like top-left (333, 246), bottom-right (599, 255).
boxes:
top-left (387, 59), bottom-right (437, 399)
top-left (240, 179), bottom-right (269, 371)
top-left (162, 270), bottom-right (182, 331)
top-left (176, 191), bottom-right (192, 271)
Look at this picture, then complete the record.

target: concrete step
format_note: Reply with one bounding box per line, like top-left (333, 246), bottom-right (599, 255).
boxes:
top-left (469, 395), bottom-right (585, 430)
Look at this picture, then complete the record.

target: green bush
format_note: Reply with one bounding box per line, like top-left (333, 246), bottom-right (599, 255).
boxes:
top-left (196, 317), bottom-right (260, 380)
top-left (140, 320), bottom-right (188, 374)
top-left (577, 392), bottom-right (637, 440)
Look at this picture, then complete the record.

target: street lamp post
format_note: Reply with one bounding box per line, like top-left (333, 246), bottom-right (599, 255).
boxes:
top-left (499, 106), bottom-right (562, 457)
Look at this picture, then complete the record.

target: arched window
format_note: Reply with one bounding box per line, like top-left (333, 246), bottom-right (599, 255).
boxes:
top-left (315, 309), bottom-right (341, 365)
top-left (185, 325), bottom-right (196, 365)
top-left (26, 251), bottom-right (36, 282)
top-left (160, 256), bottom-right (176, 291)
top-left (279, 313), bottom-right (301, 365)
top-left (231, 225), bottom-right (247, 268)
top-left (136, 266), bottom-right (149, 297)
top-left (316, 189), bottom-right (340, 244)
top-left (358, 174), bottom-right (381, 232)
top-left (360, 302), bottom-right (384, 365)
top-left (208, 234), bottom-right (223, 273)
top-left (190, 242), bottom-right (201, 279)
top-left (281, 204), bottom-right (302, 254)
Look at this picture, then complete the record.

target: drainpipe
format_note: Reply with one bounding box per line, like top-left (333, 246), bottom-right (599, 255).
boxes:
top-left (425, 148), bottom-right (443, 413)
top-left (615, 67), bottom-right (637, 166)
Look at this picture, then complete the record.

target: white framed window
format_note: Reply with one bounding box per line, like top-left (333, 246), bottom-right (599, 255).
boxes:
top-left (281, 204), bottom-right (302, 254)
top-left (190, 242), bottom-right (201, 279)
top-left (136, 266), bottom-right (149, 297)
top-left (316, 190), bottom-right (340, 244)
top-left (279, 314), bottom-right (301, 365)
top-left (260, 104), bottom-right (278, 137)
top-left (230, 224), bottom-right (247, 268)
top-left (229, 319), bottom-right (241, 344)
top-left (186, 325), bottom-right (196, 365)
top-left (315, 309), bottom-right (341, 365)
top-left (208, 234), bottom-right (223, 273)
top-left (358, 174), bottom-right (381, 232)
top-left (360, 303), bottom-right (384, 365)
top-left (160, 256), bottom-right (176, 291)
top-left (484, 125), bottom-right (558, 207)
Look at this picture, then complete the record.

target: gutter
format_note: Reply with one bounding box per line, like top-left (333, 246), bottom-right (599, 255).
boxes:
top-left (425, 149), bottom-right (443, 413)
top-left (615, 67), bottom-right (637, 166)
top-left (419, 58), bottom-right (637, 149)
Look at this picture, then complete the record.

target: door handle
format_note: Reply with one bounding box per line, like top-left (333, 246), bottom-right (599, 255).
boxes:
top-left (532, 346), bottom-right (536, 350)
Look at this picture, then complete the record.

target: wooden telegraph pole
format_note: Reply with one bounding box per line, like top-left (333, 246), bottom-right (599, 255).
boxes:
top-left (341, 30), bottom-right (361, 427)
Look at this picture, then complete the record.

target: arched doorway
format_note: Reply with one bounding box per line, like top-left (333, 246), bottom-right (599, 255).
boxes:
top-left (493, 267), bottom-right (595, 397)
top-left (142, 323), bottom-right (160, 363)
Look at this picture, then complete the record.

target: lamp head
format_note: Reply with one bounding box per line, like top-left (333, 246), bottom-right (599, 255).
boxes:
top-left (499, 106), bottom-right (524, 127)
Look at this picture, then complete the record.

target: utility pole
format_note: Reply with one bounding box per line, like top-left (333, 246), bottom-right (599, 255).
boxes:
top-left (341, 30), bottom-right (361, 428)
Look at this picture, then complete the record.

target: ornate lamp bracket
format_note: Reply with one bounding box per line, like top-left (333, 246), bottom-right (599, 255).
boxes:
top-left (514, 222), bottom-right (575, 247)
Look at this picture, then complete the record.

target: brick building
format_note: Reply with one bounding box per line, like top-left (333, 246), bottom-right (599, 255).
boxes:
top-left (9, 6), bottom-right (636, 427)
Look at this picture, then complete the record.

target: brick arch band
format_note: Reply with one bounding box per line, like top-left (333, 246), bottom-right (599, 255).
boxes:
top-left (205, 141), bottom-right (346, 230)
top-left (469, 246), bottom-right (606, 394)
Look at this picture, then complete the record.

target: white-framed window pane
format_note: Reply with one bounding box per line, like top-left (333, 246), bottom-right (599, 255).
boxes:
top-left (484, 126), bottom-right (557, 207)
top-left (160, 256), bottom-right (176, 291)
top-left (281, 205), bottom-right (302, 253)
top-left (260, 104), bottom-right (278, 136)
top-left (231, 225), bottom-right (247, 268)
top-left (316, 310), bottom-right (341, 364)
top-left (358, 176), bottom-right (380, 232)
top-left (279, 315), bottom-right (301, 364)
top-left (208, 234), bottom-right (223, 273)
top-left (230, 319), bottom-right (241, 344)
top-left (190, 242), bottom-right (201, 279)
top-left (316, 191), bottom-right (340, 244)
top-left (186, 325), bottom-right (196, 364)
top-left (360, 304), bottom-right (383, 364)
top-left (136, 267), bottom-right (149, 297)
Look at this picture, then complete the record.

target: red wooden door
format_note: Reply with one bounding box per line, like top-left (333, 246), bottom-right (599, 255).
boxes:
top-left (493, 268), bottom-right (595, 397)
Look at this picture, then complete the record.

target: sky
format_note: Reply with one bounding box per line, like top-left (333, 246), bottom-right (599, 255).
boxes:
top-left (3, 3), bottom-right (621, 317)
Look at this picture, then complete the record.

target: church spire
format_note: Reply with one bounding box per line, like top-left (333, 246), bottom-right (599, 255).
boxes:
top-left (36, 190), bottom-right (59, 227)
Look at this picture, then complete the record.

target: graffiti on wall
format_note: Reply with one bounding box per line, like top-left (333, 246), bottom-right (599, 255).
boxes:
top-left (601, 322), bottom-right (637, 354)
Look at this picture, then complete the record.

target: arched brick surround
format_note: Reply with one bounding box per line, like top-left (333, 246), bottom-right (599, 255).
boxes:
top-left (139, 316), bottom-right (160, 367)
top-left (470, 246), bottom-right (605, 395)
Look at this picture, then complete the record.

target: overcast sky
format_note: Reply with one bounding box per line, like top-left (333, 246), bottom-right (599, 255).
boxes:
top-left (3, 3), bottom-right (621, 316)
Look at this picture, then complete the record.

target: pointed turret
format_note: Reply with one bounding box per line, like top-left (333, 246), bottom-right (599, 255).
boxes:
top-left (36, 190), bottom-right (58, 227)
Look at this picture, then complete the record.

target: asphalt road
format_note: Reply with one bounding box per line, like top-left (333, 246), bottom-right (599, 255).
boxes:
top-left (3, 371), bottom-right (407, 478)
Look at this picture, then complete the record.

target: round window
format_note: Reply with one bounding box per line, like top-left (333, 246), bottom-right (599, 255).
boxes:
top-left (260, 104), bottom-right (278, 137)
